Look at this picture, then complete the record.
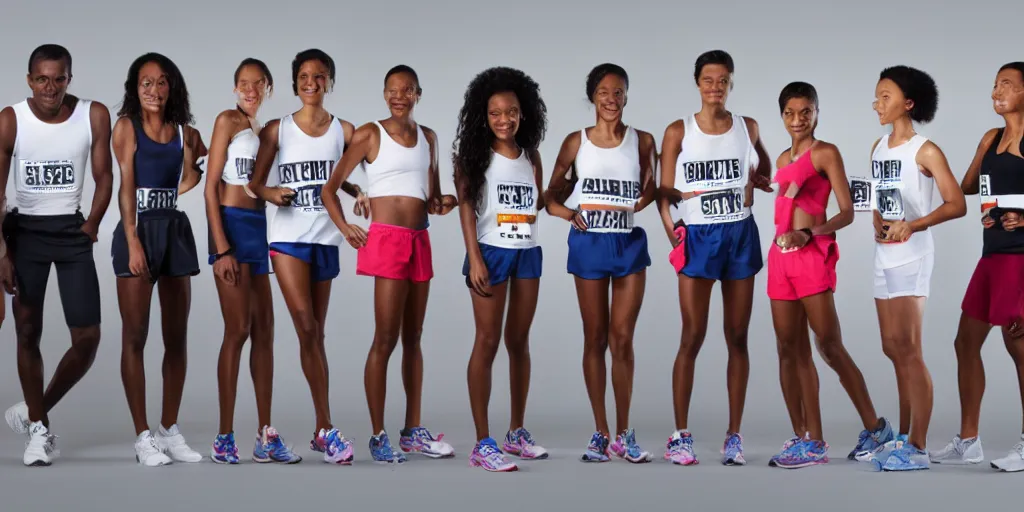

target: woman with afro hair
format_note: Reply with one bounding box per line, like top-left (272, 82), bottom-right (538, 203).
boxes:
top-left (931, 62), bottom-right (1024, 473)
top-left (453, 66), bottom-right (549, 472)
top-left (544, 63), bottom-right (658, 464)
top-left (862, 64), bottom-right (965, 471)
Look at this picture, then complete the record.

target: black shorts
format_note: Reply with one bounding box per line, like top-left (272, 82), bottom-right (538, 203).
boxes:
top-left (112, 210), bottom-right (200, 283)
top-left (2, 210), bottom-right (101, 328)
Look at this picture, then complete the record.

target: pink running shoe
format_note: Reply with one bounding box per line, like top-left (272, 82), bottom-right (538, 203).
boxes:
top-left (469, 438), bottom-right (518, 472)
top-left (664, 430), bottom-right (698, 466)
top-left (502, 428), bottom-right (549, 460)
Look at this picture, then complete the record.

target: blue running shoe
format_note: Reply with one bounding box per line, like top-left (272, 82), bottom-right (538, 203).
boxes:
top-left (855, 432), bottom-right (907, 463)
top-left (253, 426), bottom-right (301, 464)
top-left (848, 417), bottom-right (894, 460)
top-left (211, 432), bottom-right (239, 464)
top-left (581, 432), bottom-right (610, 462)
top-left (721, 432), bottom-right (746, 466)
top-left (881, 443), bottom-right (930, 471)
top-left (369, 431), bottom-right (406, 464)
top-left (610, 428), bottom-right (652, 463)
top-left (775, 439), bottom-right (829, 469)
top-left (769, 434), bottom-right (805, 467)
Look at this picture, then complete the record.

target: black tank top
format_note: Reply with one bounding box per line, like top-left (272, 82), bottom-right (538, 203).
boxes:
top-left (981, 128), bottom-right (1024, 256)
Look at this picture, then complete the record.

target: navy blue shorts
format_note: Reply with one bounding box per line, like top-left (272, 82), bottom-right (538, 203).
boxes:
top-left (112, 210), bottom-right (200, 283)
top-left (462, 244), bottom-right (543, 287)
top-left (208, 206), bottom-right (269, 275)
top-left (680, 215), bottom-right (763, 281)
top-left (269, 242), bottom-right (339, 282)
top-left (567, 227), bottom-right (651, 280)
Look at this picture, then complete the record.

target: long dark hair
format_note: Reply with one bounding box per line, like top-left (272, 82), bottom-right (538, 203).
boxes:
top-left (117, 52), bottom-right (194, 126)
top-left (452, 67), bottom-right (547, 208)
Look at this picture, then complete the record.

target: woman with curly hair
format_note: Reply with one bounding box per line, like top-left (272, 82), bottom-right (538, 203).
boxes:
top-left (930, 62), bottom-right (1024, 472)
top-left (322, 64), bottom-right (457, 464)
top-left (110, 52), bottom-right (207, 466)
top-left (452, 66), bottom-right (548, 472)
top-left (859, 65), bottom-right (965, 472)
top-left (544, 63), bottom-right (657, 464)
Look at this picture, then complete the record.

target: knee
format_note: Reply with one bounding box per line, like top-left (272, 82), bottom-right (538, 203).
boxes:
top-left (503, 331), bottom-right (530, 359)
top-left (777, 338), bottom-right (799, 364)
top-left (122, 323), bottom-right (149, 353)
top-left (678, 330), bottom-right (705, 360)
top-left (583, 334), bottom-right (608, 357)
top-left (293, 311), bottom-right (320, 347)
top-left (371, 329), bottom-right (400, 357)
top-left (72, 329), bottom-right (101, 364)
top-left (224, 321), bottom-right (251, 347)
top-left (608, 328), bottom-right (634, 363)
top-left (814, 336), bottom-right (843, 366)
top-left (401, 327), bottom-right (422, 352)
top-left (954, 334), bottom-right (981, 360)
top-left (724, 326), bottom-right (749, 355)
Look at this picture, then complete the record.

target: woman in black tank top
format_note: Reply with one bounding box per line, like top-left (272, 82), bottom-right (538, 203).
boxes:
top-left (931, 62), bottom-right (1024, 472)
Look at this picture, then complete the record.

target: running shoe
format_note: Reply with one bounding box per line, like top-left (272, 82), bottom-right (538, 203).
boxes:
top-left (774, 439), bottom-right (829, 469)
top-left (848, 417), bottom-right (894, 460)
top-left (469, 437), bottom-right (518, 472)
top-left (929, 434), bottom-right (984, 464)
top-left (503, 427), bottom-right (548, 460)
top-left (990, 436), bottom-right (1024, 472)
top-left (369, 430), bottom-right (406, 464)
top-left (854, 433), bottom-right (907, 463)
top-left (253, 425), bottom-right (301, 463)
top-left (135, 430), bottom-right (172, 467)
top-left (768, 433), bottom-right (806, 467)
top-left (610, 428), bottom-right (652, 463)
top-left (311, 428), bottom-right (354, 464)
top-left (399, 426), bottom-right (454, 458)
top-left (581, 432), bottom-right (610, 462)
top-left (5, 401), bottom-right (29, 435)
top-left (155, 424), bottom-right (203, 463)
top-left (23, 421), bottom-right (58, 466)
top-left (881, 443), bottom-right (930, 471)
top-left (664, 430), bottom-right (698, 466)
top-left (721, 432), bottom-right (745, 466)
top-left (211, 432), bottom-right (239, 464)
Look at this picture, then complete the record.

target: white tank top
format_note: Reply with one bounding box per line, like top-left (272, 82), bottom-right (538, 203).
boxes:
top-left (364, 121), bottom-right (429, 200)
top-left (476, 149), bottom-right (538, 248)
top-left (10, 99), bottom-right (92, 216)
top-left (267, 114), bottom-right (345, 246)
top-left (672, 113), bottom-right (757, 226)
top-left (221, 126), bottom-right (259, 186)
top-left (565, 126), bottom-right (641, 233)
top-left (871, 133), bottom-right (935, 269)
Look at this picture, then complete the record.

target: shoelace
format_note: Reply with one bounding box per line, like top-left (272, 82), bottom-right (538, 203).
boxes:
top-left (1012, 442), bottom-right (1024, 458)
top-left (411, 427), bottom-right (437, 443)
top-left (477, 443), bottom-right (504, 464)
top-left (667, 437), bottom-right (689, 455)
top-left (517, 429), bottom-right (535, 446)
top-left (725, 435), bottom-right (742, 455)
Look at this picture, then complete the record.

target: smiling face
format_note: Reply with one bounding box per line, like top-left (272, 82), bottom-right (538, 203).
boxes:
top-left (137, 61), bottom-right (169, 115)
top-left (782, 96), bottom-right (818, 139)
top-left (592, 73), bottom-right (626, 123)
top-left (384, 71), bottom-right (419, 117)
top-left (27, 58), bottom-right (71, 112)
top-left (992, 67), bottom-right (1024, 115)
top-left (873, 78), bottom-right (911, 125)
top-left (697, 63), bottom-right (731, 106)
top-left (295, 59), bottom-right (330, 106)
top-left (487, 91), bottom-right (521, 143)
top-left (235, 64), bottom-right (268, 117)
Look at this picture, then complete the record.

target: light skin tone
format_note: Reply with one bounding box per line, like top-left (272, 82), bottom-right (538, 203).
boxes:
top-left (544, 72), bottom-right (657, 438)
top-left (869, 77), bottom-right (967, 450)
top-left (456, 91), bottom-right (546, 442)
top-left (655, 62), bottom-right (772, 436)
top-left (203, 63), bottom-right (275, 435)
top-left (322, 70), bottom-right (456, 436)
top-left (247, 58), bottom-right (362, 438)
top-left (113, 60), bottom-right (207, 435)
top-left (948, 66), bottom-right (1024, 440)
top-left (0, 56), bottom-right (113, 428)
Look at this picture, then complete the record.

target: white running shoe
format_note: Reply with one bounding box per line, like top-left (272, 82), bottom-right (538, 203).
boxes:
top-left (929, 434), bottom-right (984, 464)
top-left (23, 421), bottom-right (58, 466)
top-left (6, 402), bottom-right (30, 435)
top-left (156, 424), bottom-right (203, 463)
top-left (135, 430), bottom-right (172, 467)
top-left (991, 438), bottom-right (1024, 472)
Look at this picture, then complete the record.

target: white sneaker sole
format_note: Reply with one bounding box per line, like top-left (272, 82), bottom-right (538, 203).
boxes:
top-left (6, 406), bottom-right (28, 434)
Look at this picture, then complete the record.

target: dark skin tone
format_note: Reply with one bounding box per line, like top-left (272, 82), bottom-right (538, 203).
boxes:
top-left (0, 57), bottom-right (113, 429)
top-left (948, 67), bottom-right (1024, 440)
top-left (322, 70), bottom-right (456, 436)
top-left (655, 63), bottom-right (772, 435)
top-left (544, 73), bottom-right (657, 437)
top-left (204, 64), bottom-right (275, 435)
top-left (767, 96), bottom-right (858, 443)
top-left (114, 61), bottom-right (207, 435)
top-left (247, 58), bottom-right (363, 438)
top-left (869, 78), bottom-right (966, 450)
top-left (457, 91), bottom-right (546, 442)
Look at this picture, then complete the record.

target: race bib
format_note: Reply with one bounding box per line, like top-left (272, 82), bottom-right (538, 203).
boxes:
top-left (697, 187), bottom-right (746, 222)
top-left (875, 183), bottom-right (905, 221)
top-left (849, 176), bottom-right (875, 212)
top-left (581, 207), bottom-right (634, 233)
top-left (137, 187), bottom-right (178, 212)
top-left (233, 157), bottom-right (255, 183)
top-left (677, 158), bottom-right (745, 193)
top-left (277, 160), bottom-right (333, 213)
top-left (494, 181), bottom-right (537, 244)
top-left (980, 174), bottom-right (995, 212)
top-left (19, 159), bottom-right (76, 193)
top-left (579, 177), bottom-right (640, 208)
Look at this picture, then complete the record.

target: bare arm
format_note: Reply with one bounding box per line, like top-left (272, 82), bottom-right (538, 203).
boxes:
top-left (745, 116), bottom-right (773, 184)
top-left (909, 141), bottom-right (967, 232)
top-left (542, 131), bottom-right (581, 222)
top-left (84, 101), bottom-right (113, 231)
top-left (423, 126), bottom-right (444, 213)
top-left (809, 143), bottom-right (854, 236)
top-left (454, 161), bottom-right (483, 265)
top-left (657, 120), bottom-right (684, 244)
top-left (203, 111), bottom-right (237, 255)
top-left (961, 128), bottom-right (1000, 196)
top-left (634, 129), bottom-right (657, 212)
top-left (323, 122), bottom-right (373, 230)
top-left (0, 107), bottom-right (15, 257)
top-left (177, 126), bottom-right (207, 195)
top-left (112, 117), bottom-right (139, 241)
top-left (247, 119), bottom-right (280, 202)
top-left (531, 148), bottom-right (545, 212)
top-left (337, 120), bottom-right (362, 198)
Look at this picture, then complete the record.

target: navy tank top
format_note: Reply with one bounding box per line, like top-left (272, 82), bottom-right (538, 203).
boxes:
top-left (981, 128), bottom-right (1024, 256)
top-left (131, 117), bottom-right (184, 217)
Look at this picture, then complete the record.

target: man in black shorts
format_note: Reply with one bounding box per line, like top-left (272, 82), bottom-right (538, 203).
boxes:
top-left (0, 44), bottom-right (113, 466)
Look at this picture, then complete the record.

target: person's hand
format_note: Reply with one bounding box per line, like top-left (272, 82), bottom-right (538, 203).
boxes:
top-left (127, 238), bottom-right (149, 279)
top-left (353, 192), bottom-right (371, 219)
top-left (1009, 317), bottom-right (1024, 339)
top-left (744, 181), bottom-right (755, 207)
top-left (267, 186), bottom-right (297, 207)
top-left (662, 188), bottom-right (684, 207)
top-left (467, 258), bottom-right (492, 298)
top-left (569, 209), bottom-right (588, 231)
top-left (439, 195), bottom-right (458, 215)
top-left (883, 220), bottom-right (913, 243)
top-left (775, 229), bottom-right (811, 251)
top-left (0, 256), bottom-right (16, 295)
top-left (340, 222), bottom-right (368, 249)
top-left (982, 211), bottom-right (996, 229)
top-left (750, 172), bottom-right (774, 193)
top-left (80, 220), bottom-right (99, 243)
top-left (669, 220), bottom-right (686, 248)
top-left (1002, 211), bottom-right (1021, 231)
top-left (213, 253), bottom-right (240, 286)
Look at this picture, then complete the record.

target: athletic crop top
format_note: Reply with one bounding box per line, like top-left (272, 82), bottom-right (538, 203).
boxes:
top-left (475, 149), bottom-right (538, 249)
top-left (364, 121), bottom-right (430, 201)
top-left (773, 145), bottom-right (831, 236)
top-left (565, 126), bottom-right (641, 233)
top-left (672, 113), bottom-right (758, 226)
top-left (221, 125), bottom-right (259, 186)
top-left (10, 99), bottom-right (92, 216)
top-left (132, 118), bottom-right (184, 219)
top-left (871, 133), bottom-right (935, 269)
top-left (980, 128), bottom-right (1024, 256)
top-left (267, 114), bottom-right (345, 246)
